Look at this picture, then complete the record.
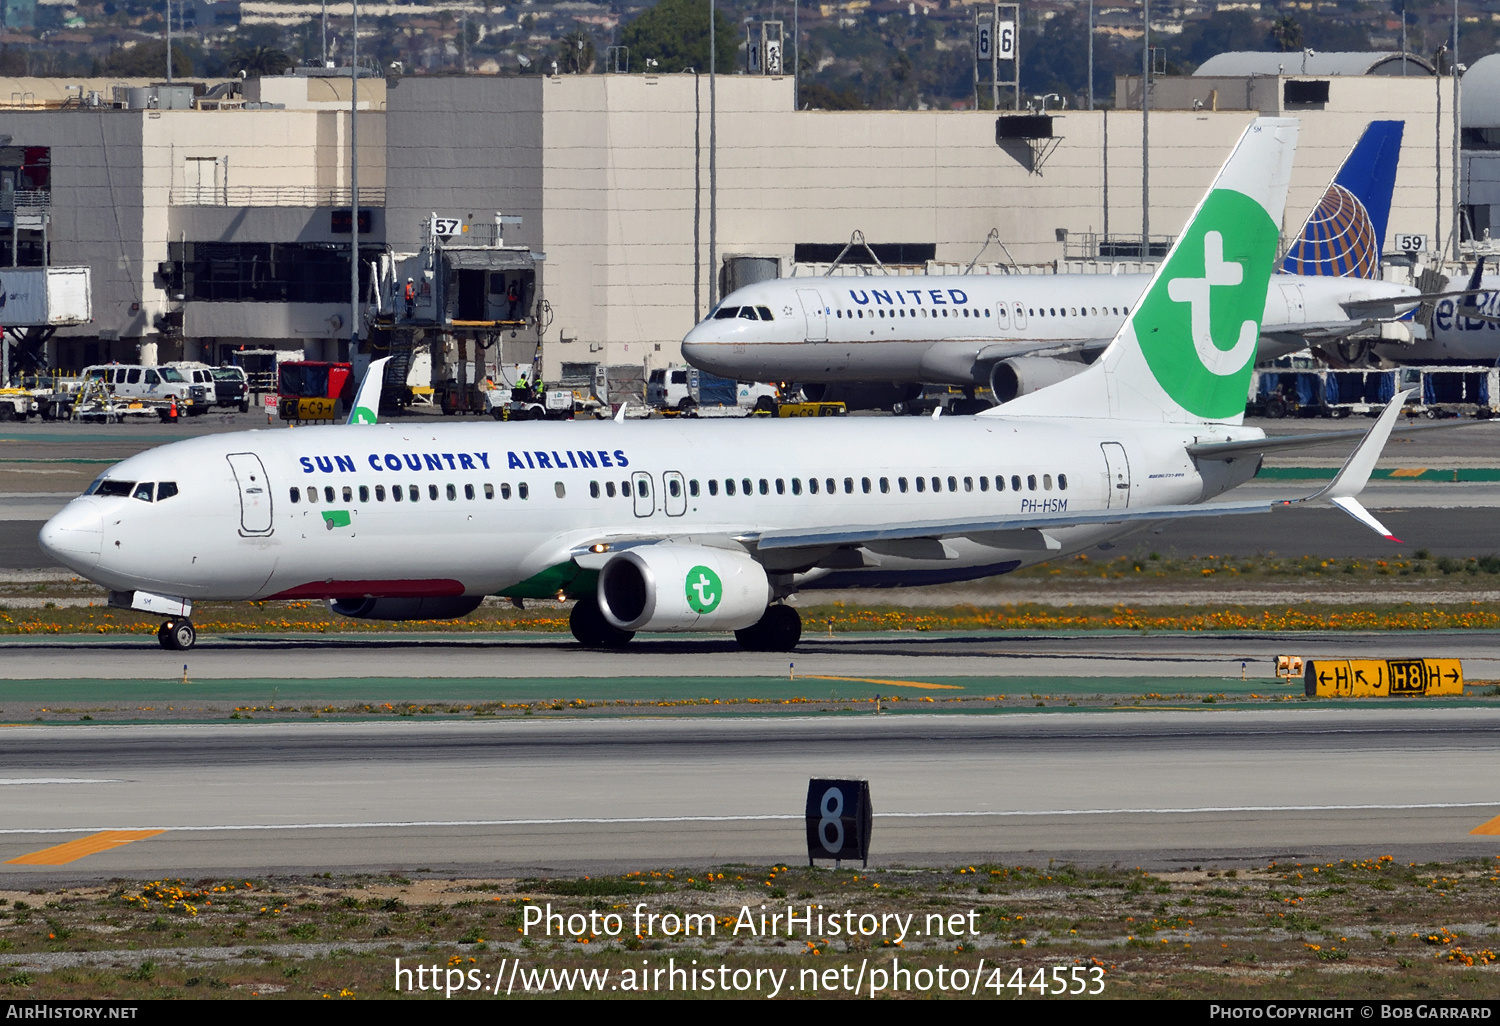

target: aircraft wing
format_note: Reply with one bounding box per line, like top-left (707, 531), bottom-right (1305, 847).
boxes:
top-left (1187, 418), bottom-right (1492, 460)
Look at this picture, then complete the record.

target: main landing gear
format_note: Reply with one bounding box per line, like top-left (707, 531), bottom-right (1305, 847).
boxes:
top-left (157, 618), bottom-right (196, 651)
top-left (735, 604), bottom-right (802, 652)
top-left (569, 595), bottom-right (634, 649)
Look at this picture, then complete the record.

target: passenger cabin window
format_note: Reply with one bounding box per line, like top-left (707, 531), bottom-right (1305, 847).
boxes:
top-left (606, 482), bottom-right (616, 498)
top-left (343, 486), bottom-right (353, 502)
top-left (307, 486), bottom-right (319, 503)
top-left (484, 483), bottom-right (495, 499)
top-left (448, 484), bottom-right (458, 500)
top-left (465, 484), bottom-right (475, 500)
top-left (409, 485), bottom-right (419, 502)
top-left (376, 485), bottom-right (386, 501)
top-left (501, 484), bottom-right (513, 499)
top-left (359, 485), bottom-right (370, 503)
top-left (1059, 475), bottom-right (1069, 491)
top-left (324, 486), bottom-right (335, 503)
top-left (429, 484), bottom-right (439, 501)
top-left (1027, 475), bottom-right (1037, 491)
top-left (708, 480), bottom-right (719, 496)
top-left (518, 483), bottom-right (530, 499)
top-left (590, 481), bottom-right (600, 498)
top-left (392, 485), bottom-right (402, 502)
top-left (290, 487), bottom-right (301, 503)
top-left (689, 480), bottom-right (700, 497)
top-left (554, 482), bottom-right (565, 498)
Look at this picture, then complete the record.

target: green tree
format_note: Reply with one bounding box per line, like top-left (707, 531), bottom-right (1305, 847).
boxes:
top-left (619, 0), bottom-right (738, 74)
top-left (228, 45), bottom-right (294, 76)
top-left (98, 41), bottom-right (192, 77)
top-left (1269, 14), bottom-right (1303, 52)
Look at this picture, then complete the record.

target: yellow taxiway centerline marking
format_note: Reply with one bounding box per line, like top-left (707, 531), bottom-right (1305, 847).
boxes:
top-left (1469, 815), bottom-right (1500, 836)
top-left (5, 830), bottom-right (165, 866)
top-left (804, 675), bottom-right (964, 691)
top-left (1388, 468), bottom-right (1427, 478)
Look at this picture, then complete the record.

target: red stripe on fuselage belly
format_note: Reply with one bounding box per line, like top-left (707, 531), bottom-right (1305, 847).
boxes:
top-left (267, 579), bottom-right (466, 600)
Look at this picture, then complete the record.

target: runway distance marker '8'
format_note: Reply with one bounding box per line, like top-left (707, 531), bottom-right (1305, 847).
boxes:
top-left (5, 829), bottom-right (165, 866)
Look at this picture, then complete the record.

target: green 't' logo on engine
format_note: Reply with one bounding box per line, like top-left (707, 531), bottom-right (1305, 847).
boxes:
top-left (1133, 188), bottom-right (1279, 419)
top-left (685, 565), bottom-right (723, 614)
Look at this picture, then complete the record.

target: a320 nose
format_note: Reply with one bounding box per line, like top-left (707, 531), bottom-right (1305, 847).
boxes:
top-left (38, 500), bottom-right (103, 574)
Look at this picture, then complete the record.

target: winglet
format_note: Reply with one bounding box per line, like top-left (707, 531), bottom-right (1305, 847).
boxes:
top-left (1299, 387), bottom-right (1412, 540)
top-left (614, 399), bottom-right (629, 423)
top-left (348, 357), bottom-right (390, 425)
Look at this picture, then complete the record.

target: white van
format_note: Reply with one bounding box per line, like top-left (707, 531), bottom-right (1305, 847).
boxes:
top-left (80, 365), bottom-right (206, 412)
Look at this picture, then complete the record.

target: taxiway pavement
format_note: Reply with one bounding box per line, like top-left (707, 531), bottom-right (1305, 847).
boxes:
top-left (0, 710), bottom-right (1496, 881)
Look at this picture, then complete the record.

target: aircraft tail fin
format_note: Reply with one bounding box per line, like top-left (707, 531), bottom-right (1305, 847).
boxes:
top-left (992, 117), bottom-right (1298, 426)
top-left (348, 357), bottom-right (390, 425)
top-left (1281, 120), bottom-right (1402, 279)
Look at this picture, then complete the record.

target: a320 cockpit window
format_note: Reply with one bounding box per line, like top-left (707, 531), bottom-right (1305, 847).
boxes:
top-left (712, 306), bottom-right (740, 320)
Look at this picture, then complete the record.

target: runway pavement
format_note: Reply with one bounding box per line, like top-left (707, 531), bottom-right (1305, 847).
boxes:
top-left (4, 630), bottom-right (1500, 682)
top-left (0, 709), bottom-right (1496, 882)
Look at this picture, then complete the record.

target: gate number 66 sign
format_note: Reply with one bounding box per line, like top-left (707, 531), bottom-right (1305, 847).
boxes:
top-left (805, 778), bottom-right (873, 867)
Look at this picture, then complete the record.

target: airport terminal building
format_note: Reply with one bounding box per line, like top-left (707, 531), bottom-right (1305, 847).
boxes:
top-left (0, 59), bottom-right (1463, 384)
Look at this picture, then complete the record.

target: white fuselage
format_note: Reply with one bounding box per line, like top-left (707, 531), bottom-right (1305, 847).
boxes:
top-left (682, 273), bottom-right (1419, 385)
top-left (39, 415), bottom-right (1263, 603)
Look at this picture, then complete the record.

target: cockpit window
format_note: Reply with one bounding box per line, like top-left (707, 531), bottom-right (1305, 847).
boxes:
top-left (712, 306), bottom-right (740, 320)
top-left (132, 482), bottom-right (154, 502)
top-left (738, 307), bottom-right (759, 320)
top-left (756, 306), bottom-right (774, 320)
top-left (157, 482), bottom-right (179, 500)
top-left (95, 480), bottom-right (134, 498)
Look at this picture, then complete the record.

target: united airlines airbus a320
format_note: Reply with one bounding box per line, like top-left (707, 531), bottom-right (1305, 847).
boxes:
top-left (40, 118), bottom-right (1412, 653)
top-left (682, 121), bottom-right (1416, 400)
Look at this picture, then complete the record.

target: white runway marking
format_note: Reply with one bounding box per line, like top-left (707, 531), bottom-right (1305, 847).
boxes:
top-left (0, 778), bottom-right (121, 786)
top-left (1, 801), bottom-right (1496, 835)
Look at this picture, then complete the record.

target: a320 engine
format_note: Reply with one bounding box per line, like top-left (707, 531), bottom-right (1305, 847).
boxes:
top-left (597, 543), bottom-right (769, 632)
top-left (328, 596), bottom-right (485, 621)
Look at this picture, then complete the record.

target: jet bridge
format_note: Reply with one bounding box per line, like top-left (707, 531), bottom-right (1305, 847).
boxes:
top-left (368, 213), bottom-right (543, 414)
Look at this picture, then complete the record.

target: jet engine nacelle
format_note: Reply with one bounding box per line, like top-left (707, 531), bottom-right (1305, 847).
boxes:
top-left (328, 596), bottom-right (485, 621)
top-left (989, 356), bottom-right (1089, 403)
top-left (597, 543), bottom-right (770, 632)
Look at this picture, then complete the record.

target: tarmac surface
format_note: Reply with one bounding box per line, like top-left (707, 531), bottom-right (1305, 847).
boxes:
top-left (0, 709), bottom-right (1496, 882)
top-left (3, 630), bottom-right (1500, 683)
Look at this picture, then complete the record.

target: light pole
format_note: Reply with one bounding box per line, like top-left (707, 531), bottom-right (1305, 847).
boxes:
top-left (709, 0), bottom-right (718, 308)
top-left (1140, 0), bottom-right (1150, 262)
top-left (687, 67), bottom-right (701, 322)
top-left (350, 0), bottom-right (360, 364)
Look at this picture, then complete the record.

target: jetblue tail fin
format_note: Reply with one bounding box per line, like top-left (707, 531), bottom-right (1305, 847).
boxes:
top-left (1281, 120), bottom-right (1403, 279)
top-left (992, 117), bottom-right (1297, 426)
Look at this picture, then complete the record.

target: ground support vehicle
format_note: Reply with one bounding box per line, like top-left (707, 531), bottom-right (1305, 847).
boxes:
top-left (278, 362), bottom-right (355, 423)
top-left (210, 366), bottom-right (251, 412)
top-left (0, 388), bottom-right (36, 420)
top-left (648, 365), bottom-right (781, 415)
top-left (487, 386), bottom-right (577, 421)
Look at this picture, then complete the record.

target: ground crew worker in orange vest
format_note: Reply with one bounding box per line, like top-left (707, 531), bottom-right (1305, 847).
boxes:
top-left (404, 278), bottom-right (416, 319)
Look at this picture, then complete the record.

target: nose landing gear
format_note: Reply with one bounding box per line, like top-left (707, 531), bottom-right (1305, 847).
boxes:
top-left (157, 619), bottom-right (197, 651)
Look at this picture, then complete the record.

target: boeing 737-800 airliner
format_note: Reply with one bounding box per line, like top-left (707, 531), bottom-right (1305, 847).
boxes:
top-left (682, 122), bottom-right (1416, 400)
top-left (39, 118), bottom-right (1411, 654)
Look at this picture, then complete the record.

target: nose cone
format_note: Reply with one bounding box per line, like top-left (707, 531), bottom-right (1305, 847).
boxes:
top-left (39, 500), bottom-right (103, 575)
top-left (681, 320), bottom-right (736, 377)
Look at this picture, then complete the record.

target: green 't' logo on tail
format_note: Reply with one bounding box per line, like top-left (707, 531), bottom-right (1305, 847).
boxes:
top-left (1133, 189), bottom-right (1279, 420)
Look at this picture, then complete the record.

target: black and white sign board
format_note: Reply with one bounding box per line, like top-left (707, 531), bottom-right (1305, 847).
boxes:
top-left (805, 778), bottom-right (873, 868)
